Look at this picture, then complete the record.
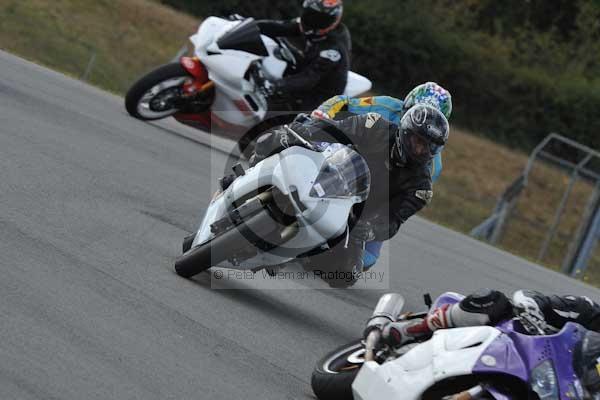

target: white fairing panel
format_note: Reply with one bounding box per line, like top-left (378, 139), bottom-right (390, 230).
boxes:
top-left (260, 36), bottom-right (287, 80)
top-left (191, 17), bottom-right (287, 125)
top-left (352, 327), bottom-right (502, 400)
top-left (190, 16), bottom-right (373, 128)
top-left (344, 71), bottom-right (373, 97)
top-left (191, 17), bottom-right (238, 52)
top-left (192, 146), bottom-right (358, 269)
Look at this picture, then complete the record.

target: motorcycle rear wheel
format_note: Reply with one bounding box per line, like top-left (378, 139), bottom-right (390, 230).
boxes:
top-left (125, 63), bottom-right (192, 120)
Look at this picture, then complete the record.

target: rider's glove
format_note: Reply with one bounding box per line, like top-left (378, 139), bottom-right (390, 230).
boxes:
top-left (270, 126), bottom-right (305, 150)
top-left (261, 79), bottom-right (276, 96)
top-left (350, 220), bottom-right (375, 242)
top-left (257, 78), bottom-right (286, 102)
top-left (511, 290), bottom-right (553, 335)
top-left (310, 109), bottom-right (332, 121)
top-left (292, 113), bottom-right (312, 124)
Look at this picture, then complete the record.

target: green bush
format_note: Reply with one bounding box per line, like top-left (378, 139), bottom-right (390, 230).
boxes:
top-left (160, 0), bottom-right (600, 151)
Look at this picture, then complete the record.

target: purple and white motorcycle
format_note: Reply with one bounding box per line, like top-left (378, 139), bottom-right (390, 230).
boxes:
top-left (312, 292), bottom-right (596, 400)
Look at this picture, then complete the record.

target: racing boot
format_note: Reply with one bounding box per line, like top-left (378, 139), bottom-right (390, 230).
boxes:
top-left (382, 304), bottom-right (453, 347)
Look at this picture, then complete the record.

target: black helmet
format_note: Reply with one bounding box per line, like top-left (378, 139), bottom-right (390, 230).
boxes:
top-left (394, 104), bottom-right (449, 165)
top-left (300, 0), bottom-right (343, 37)
top-left (574, 330), bottom-right (600, 397)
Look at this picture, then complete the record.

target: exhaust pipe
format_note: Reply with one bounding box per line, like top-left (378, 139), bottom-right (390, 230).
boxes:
top-left (364, 293), bottom-right (405, 361)
top-left (365, 293), bottom-right (406, 333)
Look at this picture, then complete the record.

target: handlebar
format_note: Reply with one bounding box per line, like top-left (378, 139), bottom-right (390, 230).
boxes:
top-left (283, 125), bottom-right (317, 152)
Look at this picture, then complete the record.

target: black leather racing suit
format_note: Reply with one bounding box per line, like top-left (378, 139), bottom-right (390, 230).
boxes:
top-left (256, 19), bottom-right (351, 111)
top-left (251, 113), bottom-right (432, 286)
top-left (450, 289), bottom-right (600, 332)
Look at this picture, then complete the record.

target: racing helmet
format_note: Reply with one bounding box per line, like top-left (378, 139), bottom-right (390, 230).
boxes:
top-left (574, 330), bottom-right (600, 397)
top-left (394, 104), bottom-right (449, 166)
top-left (403, 82), bottom-right (453, 120)
top-left (300, 0), bottom-right (343, 37)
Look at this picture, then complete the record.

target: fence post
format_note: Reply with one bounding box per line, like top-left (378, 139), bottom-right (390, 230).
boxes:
top-left (569, 202), bottom-right (600, 278)
top-left (562, 183), bottom-right (600, 276)
top-left (82, 50), bottom-right (97, 81)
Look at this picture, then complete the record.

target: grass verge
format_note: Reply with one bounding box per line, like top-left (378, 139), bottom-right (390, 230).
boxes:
top-left (0, 0), bottom-right (199, 94)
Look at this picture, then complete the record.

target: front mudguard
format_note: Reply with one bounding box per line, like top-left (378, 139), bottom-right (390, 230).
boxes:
top-left (180, 56), bottom-right (209, 82)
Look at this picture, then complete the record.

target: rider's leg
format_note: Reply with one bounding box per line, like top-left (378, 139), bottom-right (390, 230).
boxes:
top-left (431, 152), bottom-right (443, 183)
top-left (363, 241), bottom-right (383, 270)
top-left (307, 236), bottom-right (365, 288)
top-left (248, 131), bottom-right (276, 167)
top-left (513, 290), bottom-right (600, 332)
top-left (383, 289), bottom-right (512, 346)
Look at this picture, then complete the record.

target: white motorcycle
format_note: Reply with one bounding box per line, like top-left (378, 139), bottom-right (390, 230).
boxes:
top-left (174, 127), bottom-right (370, 284)
top-left (125, 17), bottom-right (372, 143)
top-left (312, 292), bottom-right (592, 400)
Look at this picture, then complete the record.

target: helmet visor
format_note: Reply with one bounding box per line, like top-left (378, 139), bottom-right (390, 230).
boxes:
top-left (400, 129), bottom-right (442, 164)
top-left (301, 8), bottom-right (338, 31)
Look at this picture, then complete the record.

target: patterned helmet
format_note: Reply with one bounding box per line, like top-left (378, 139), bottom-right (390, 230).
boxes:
top-left (403, 82), bottom-right (452, 119)
top-left (300, 0), bottom-right (343, 37)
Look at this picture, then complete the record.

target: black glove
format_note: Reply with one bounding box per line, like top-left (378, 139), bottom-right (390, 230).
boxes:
top-left (350, 220), bottom-right (375, 242)
top-left (262, 79), bottom-right (277, 96)
top-left (273, 126), bottom-right (306, 149)
top-left (292, 113), bottom-right (312, 124)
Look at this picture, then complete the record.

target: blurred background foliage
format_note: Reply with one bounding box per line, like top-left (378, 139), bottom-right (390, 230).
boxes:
top-left (160, 0), bottom-right (600, 151)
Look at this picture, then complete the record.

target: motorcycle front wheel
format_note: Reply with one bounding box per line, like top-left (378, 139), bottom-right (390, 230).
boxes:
top-left (125, 63), bottom-right (192, 120)
top-left (311, 340), bottom-right (364, 400)
top-left (174, 207), bottom-right (278, 279)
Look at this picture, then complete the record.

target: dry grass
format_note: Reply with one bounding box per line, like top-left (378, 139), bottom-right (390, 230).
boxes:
top-left (423, 127), bottom-right (600, 284)
top-left (422, 128), bottom-right (527, 232)
top-left (0, 0), bottom-right (199, 93)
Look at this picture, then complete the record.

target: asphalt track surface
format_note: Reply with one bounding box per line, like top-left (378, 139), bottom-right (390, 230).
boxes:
top-left (1, 50), bottom-right (599, 400)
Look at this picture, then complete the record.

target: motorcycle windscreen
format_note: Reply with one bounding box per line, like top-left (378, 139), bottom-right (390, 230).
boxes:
top-left (216, 19), bottom-right (269, 56)
top-left (309, 145), bottom-right (371, 201)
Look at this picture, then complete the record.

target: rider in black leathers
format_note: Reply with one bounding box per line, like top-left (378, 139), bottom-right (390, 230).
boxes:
top-left (248, 105), bottom-right (449, 287)
top-left (255, 0), bottom-right (350, 111)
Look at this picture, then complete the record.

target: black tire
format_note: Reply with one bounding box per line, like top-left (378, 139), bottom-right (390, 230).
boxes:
top-left (125, 63), bottom-right (190, 120)
top-left (174, 208), bottom-right (277, 278)
top-left (311, 340), bottom-right (364, 400)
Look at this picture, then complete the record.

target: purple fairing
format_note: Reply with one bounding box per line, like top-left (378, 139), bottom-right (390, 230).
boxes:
top-left (430, 291), bottom-right (464, 311)
top-left (474, 321), bottom-right (585, 399)
top-left (432, 292), bottom-right (586, 399)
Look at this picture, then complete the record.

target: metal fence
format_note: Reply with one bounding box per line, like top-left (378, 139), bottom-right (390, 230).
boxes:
top-left (471, 133), bottom-right (600, 279)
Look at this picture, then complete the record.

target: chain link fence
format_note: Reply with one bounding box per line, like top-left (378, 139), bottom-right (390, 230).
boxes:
top-left (472, 133), bottom-right (600, 283)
